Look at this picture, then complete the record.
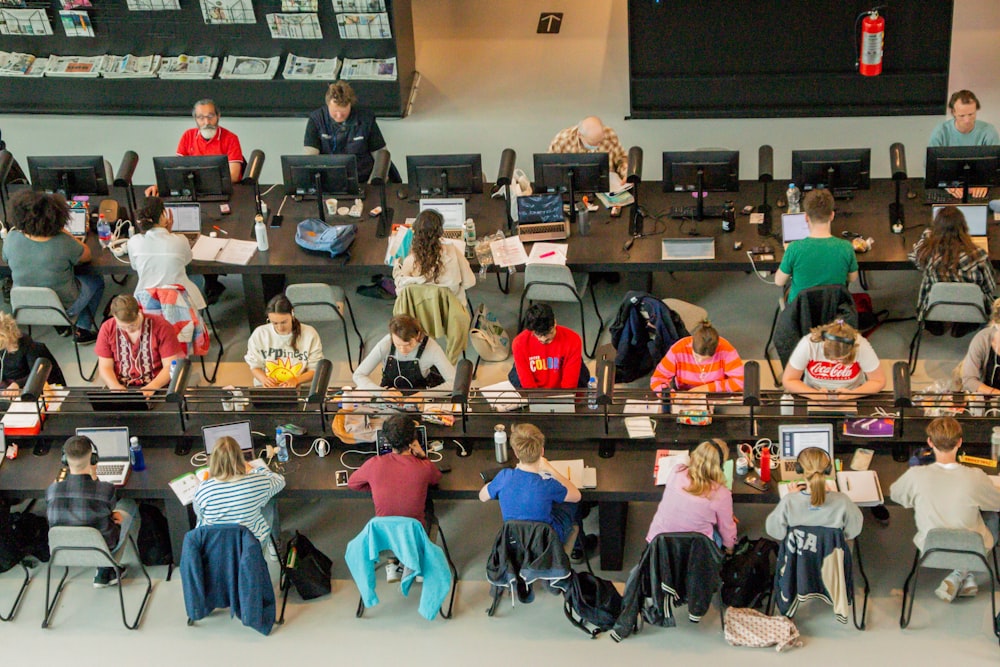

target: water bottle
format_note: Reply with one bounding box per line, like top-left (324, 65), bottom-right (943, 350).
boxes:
top-left (759, 447), bottom-right (771, 483)
top-left (169, 359), bottom-right (178, 383)
top-left (276, 426), bottom-right (289, 463)
top-left (254, 214), bottom-right (269, 252)
top-left (129, 436), bottom-right (146, 471)
top-left (463, 218), bottom-right (476, 259)
top-left (786, 183), bottom-right (801, 214)
top-left (991, 426), bottom-right (1000, 462)
top-left (493, 424), bottom-right (508, 464)
top-left (587, 376), bottom-right (599, 410)
top-left (577, 208), bottom-right (591, 236)
top-left (97, 214), bottom-right (111, 248)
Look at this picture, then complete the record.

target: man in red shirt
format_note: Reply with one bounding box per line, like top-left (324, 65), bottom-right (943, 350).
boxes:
top-left (508, 303), bottom-right (590, 389)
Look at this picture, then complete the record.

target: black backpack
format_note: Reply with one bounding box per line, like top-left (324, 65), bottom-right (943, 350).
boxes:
top-left (137, 504), bottom-right (173, 566)
top-left (719, 537), bottom-right (778, 609)
top-left (563, 571), bottom-right (623, 638)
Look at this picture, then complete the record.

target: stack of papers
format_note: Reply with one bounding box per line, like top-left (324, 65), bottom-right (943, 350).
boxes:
top-left (220, 55), bottom-right (280, 79)
top-left (0, 51), bottom-right (47, 77)
top-left (526, 242), bottom-right (567, 266)
top-left (836, 470), bottom-right (884, 506)
top-left (489, 236), bottom-right (528, 268)
top-left (159, 54), bottom-right (218, 79)
top-left (547, 459), bottom-right (597, 489)
top-left (625, 416), bottom-right (656, 439)
top-left (44, 55), bottom-right (105, 77)
top-left (100, 54), bottom-right (161, 78)
top-left (340, 56), bottom-right (396, 80)
top-left (282, 53), bottom-right (341, 79)
top-left (654, 449), bottom-right (688, 485)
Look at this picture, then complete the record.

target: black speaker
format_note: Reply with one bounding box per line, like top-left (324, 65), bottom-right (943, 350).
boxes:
top-left (758, 145), bottom-right (774, 182)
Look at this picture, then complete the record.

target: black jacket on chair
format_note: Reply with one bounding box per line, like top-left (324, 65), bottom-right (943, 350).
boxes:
top-left (774, 284), bottom-right (858, 367)
top-left (486, 520), bottom-right (572, 594)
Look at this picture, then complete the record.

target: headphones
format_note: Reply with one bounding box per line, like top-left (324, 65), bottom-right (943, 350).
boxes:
top-left (705, 438), bottom-right (726, 463)
top-left (62, 438), bottom-right (99, 467)
top-left (794, 447), bottom-right (832, 476)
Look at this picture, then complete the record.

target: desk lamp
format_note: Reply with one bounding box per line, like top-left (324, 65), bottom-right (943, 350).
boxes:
top-left (626, 146), bottom-right (644, 238)
top-left (451, 359), bottom-right (473, 435)
top-left (889, 143), bottom-right (907, 234)
top-left (0, 150), bottom-right (12, 223)
top-left (370, 149), bottom-right (392, 238)
top-left (742, 361), bottom-right (761, 435)
top-left (113, 150), bottom-right (139, 223)
top-left (496, 148), bottom-right (516, 235)
top-left (21, 358), bottom-right (51, 455)
top-left (756, 145), bottom-right (773, 236)
top-left (308, 359), bottom-right (333, 431)
top-left (596, 358), bottom-right (616, 451)
top-left (244, 149), bottom-right (266, 217)
top-left (167, 359), bottom-right (192, 433)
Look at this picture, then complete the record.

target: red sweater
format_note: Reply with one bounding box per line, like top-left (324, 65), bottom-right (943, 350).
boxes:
top-left (512, 326), bottom-right (582, 389)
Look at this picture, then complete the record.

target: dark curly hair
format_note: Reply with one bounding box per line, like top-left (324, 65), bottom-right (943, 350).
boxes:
top-left (382, 414), bottom-right (421, 453)
top-left (10, 189), bottom-right (69, 237)
top-left (410, 209), bottom-right (445, 283)
top-left (136, 196), bottom-right (166, 234)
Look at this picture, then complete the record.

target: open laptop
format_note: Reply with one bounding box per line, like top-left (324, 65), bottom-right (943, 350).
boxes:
top-left (419, 198), bottom-right (466, 233)
top-left (86, 390), bottom-right (152, 412)
top-left (375, 424), bottom-right (427, 456)
top-left (76, 426), bottom-right (131, 486)
top-left (777, 423), bottom-right (834, 478)
top-left (933, 204), bottom-right (989, 251)
top-left (781, 212), bottom-right (810, 249)
top-left (528, 394), bottom-right (578, 414)
top-left (203, 420), bottom-right (255, 461)
top-left (165, 202), bottom-right (203, 240)
top-left (66, 208), bottom-right (88, 237)
top-left (516, 193), bottom-right (570, 242)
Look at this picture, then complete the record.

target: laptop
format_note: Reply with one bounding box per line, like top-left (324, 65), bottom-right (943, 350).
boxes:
top-left (419, 198), bottom-right (466, 231)
top-left (516, 194), bottom-right (564, 223)
top-left (375, 424), bottom-right (427, 456)
top-left (165, 202), bottom-right (203, 238)
top-left (780, 212), bottom-right (810, 248)
top-left (203, 421), bottom-right (256, 461)
top-left (932, 204), bottom-right (989, 251)
top-left (66, 208), bottom-right (88, 237)
top-left (86, 390), bottom-right (152, 412)
top-left (777, 423), bottom-right (834, 477)
top-left (76, 426), bottom-right (131, 486)
top-left (528, 394), bottom-right (578, 414)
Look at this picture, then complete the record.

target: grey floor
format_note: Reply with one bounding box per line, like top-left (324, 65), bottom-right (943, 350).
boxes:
top-left (3, 264), bottom-right (999, 663)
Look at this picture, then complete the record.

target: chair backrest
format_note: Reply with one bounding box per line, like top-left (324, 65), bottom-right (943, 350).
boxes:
top-left (923, 282), bottom-right (989, 324)
top-left (10, 286), bottom-right (73, 327)
top-left (285, 283), bottom-right (345, 322)
top-left (663, 298), bottom-right (708, 333)
top-left (523, 263), bottom-right (579, 303)
top-left (920, 528), bottom-right (991, 572)
top-left (48, 526), bottom-right (133, 568)
top-left (393, 284), bottom-right (470, 363)
top-left (774, 284), bottom-right (858, 366)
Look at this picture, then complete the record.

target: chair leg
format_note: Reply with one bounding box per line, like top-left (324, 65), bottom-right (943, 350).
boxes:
top-left (120, 537), bottom-right (153, 630)
top-left (585, 282), bottom-right (605, 359)
top-left (73, 340), bottom-right (98, 383)
top-left (908, 324), bottom-right (924, 375)
top-left (356, 595), bottom-right (366, 618)
top-left (342, 295), bottom-right (365, 372)
top-left (0, 563), bottom-right (30, 622)
top-left (899, 549), bottom-right (920, 629)
top-left (852, 539), bottom-right (869, 631)
top-left (763, 305), bottom-right (781, 386)
top-left (486, 585), bottom-right (503, 616)
top-left (516, 291), bottom-right (528, 335)
top-left (435, 521), bottom-right (459, 619)
top-left (495, 271), bottom-right (510, 295)
top-left (41, 559), bottom-right (69, 629)
top-left (272, 535), bottom-right (288, 626)
top-left (199, 307), bottom-right (224, 384)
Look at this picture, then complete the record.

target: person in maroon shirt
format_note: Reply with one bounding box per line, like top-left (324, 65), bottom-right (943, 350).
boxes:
top-left (508, 303), bottom-right (589, 389)
top-left (95, 294), bottom-right (183, 397)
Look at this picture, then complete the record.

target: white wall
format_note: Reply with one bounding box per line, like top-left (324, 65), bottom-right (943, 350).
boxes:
top-left (2, 0), bottom-right (998, 184)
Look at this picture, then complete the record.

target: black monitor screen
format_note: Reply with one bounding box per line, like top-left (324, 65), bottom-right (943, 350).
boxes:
top-left (406, 154), bottom-right (483, 196)
top-left (662, 150), bottom-right (739, 194)
top-left (281, 154), bottom-right (361, 198)
top-left (28, 155), bottom-right (108, 198)
top-left (925, 145), bottom-right (1000, 190)
top-left (533, 153), bottom-right (610, 194)
top-left (791, 148), bottom-right (871, 192)
top-left (153, 155), bottom-right (232, 200)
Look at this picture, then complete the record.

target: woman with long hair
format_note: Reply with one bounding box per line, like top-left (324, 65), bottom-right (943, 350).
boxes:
top-left (765, 447), bottom-right (863, 541)
top-left (393, 209), bottom-right (476, 304)
top-left (128, 196), bottom-right (206, 310)
top-left (649, 318), bottom-right (744, 395)
top-left (245, 294), bottom-right (323, 387)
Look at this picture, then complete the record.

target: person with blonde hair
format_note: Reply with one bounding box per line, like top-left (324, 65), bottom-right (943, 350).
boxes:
top-left (0, 311), bottom-right (64, 392)
top-left (393, 209), bottom-right (476, 305)
top-left (961, 297), bottom-right (1000, 394)
top-left (782, 319), bottom-right (886, 400)
top-left (95, 294), bottom-right (183, 396)
top-left (194, 436), bottom-right (285, 555)
top-left (646, 439), bottom-right (737, 551)
top-left (649, 319), bottom-right (744, 395)
top-left (765, 448), bottom-right (863, 541)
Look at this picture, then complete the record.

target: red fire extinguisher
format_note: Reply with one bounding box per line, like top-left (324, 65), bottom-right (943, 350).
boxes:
top-left (859, 10), bottom-right (884, 76)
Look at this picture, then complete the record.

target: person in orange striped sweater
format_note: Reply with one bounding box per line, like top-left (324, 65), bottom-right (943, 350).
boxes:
top-left (649, 319), bottom-right (744, 396)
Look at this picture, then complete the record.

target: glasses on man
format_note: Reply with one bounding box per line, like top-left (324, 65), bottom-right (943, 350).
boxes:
top-left (195, 114), bottom-right (217, 122)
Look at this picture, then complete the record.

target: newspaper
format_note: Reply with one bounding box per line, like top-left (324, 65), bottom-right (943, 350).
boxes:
top-left (0, 51), bottom-right (46, 76)
top-left (44, 54), bottom-right (105, 77)
top-left (282, 53), bottom-right (340, 79)
top-left (335, 12), bottom-right (391, 39)
top-left (159, 54), bottom-right (218, 79)
top-left (219, 55), bottom-right (279, 79)
top-left (340, 56), bottom-right (396, 80)
top-left (266, 12), bottom-right (321, 39)
top-left (100, 53), bottom-right (161, 78)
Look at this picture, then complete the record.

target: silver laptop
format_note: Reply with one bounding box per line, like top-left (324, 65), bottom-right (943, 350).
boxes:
top-left (76, 426), bottom-right (131, 486)
top-left (781, 212), bottom-right (810, 248)
top-left (419, 197), bottom-right (466, 231)
top-left (777, 423), bottom-right (834, 476)
top-left (203, 420), bottom-right (255, 461)
top-left (933, 204), bottom-right (988, 250)
top-left (165, 202), bottom-right (203, 235)
top-left (528, 394), bottom-right (577, 414)
top-left (66, 209), bottom-right (88, 237)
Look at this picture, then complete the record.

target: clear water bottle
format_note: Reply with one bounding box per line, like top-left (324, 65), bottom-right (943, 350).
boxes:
top-left (587, 376), bottom-right (599, 410)
top-left (97, 214), bottom-right (112, 248)
top-left (169, 359), bottom-right (178, 383)
top-left (493, 424), bottom-right (508, 464)
top-left (786, 183), bottom-right (801, 214)
top-left (129, 436), bottom-right (145, 471)
top-left (991, 426), bottom-right (1000, 462)
top-left (463, 218), bottom-right (476, 259)
top-left (254, 214), bottom-right (269, 252)
top-left (276, 426), bottom-right (289, 462)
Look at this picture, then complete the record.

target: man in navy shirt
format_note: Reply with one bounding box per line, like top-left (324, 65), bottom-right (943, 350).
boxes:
top-left (303, 81), bottom-right (387, 182)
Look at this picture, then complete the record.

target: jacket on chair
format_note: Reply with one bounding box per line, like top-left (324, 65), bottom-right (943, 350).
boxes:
top-left (774, 285), bottom-right (858, 367)
top-left (609, 291), bottom-right (688, 383)
top-left (774, 525), bottom-right (854, 623)
top-left (486, 520), bottom-right (573, 594)
top-left (393, 284), bottom-right (470, 365)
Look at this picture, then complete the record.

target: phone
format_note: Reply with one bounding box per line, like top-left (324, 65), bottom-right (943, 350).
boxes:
top-left (744, 473), bottom-right (769, 492)
top-left (335, 470), bottom-right (349, 486)
top-left (269, 214), bottom-right (283, 228)
top-left (437, 462), bottom-right (452, 473)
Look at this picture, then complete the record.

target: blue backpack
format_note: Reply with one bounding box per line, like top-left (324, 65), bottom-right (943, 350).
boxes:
top-left (295, 218), bottom-right (357, 259)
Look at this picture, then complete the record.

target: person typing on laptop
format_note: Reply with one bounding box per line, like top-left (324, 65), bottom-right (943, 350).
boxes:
top-left (95, 295), bottom-right (183, 398)
top-left (909, 205), bottom-right (994, 337)
top-left (392, 210), bottom-right (476, 306)
top-left (509, 304), bottom-right (589, 390)
top-left (46, 435), bottom-right (141, 588)
top-left (353, 315), bottom-right (455, 398)
top-left (128, 197), bottom-right (206, 312)
top-left (929, 90), bottom-right (999, 201)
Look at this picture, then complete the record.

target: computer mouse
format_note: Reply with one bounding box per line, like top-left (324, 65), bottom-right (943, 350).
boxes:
top-left (396, 188), bottom-right (407, 200)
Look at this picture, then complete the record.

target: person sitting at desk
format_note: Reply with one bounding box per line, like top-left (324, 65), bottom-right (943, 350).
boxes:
top-left (194, 436), bottom-right (285, 559)
top-left (646, 439), bottom-right (736, 552)
top-left (3, 190), bottom-right (104, 344)
top-left (0, 311), bottom-right (65, 392)
top-left (961, 298), bottom-right (1000, 395)
top-left (765, 447), bottom-right (863, 542)
top-left (245, 294), bottom-right (323, 388)
top-left (649, 319), bottom-right (744, 396)
top-left (95, 294), bottom-right (183, 396)
top-left (548, 116), bottom-right (628, 184)
top-left (47, 435), bottom-right (141, 587)
top-left (909, 205), bottom-right (994, 337)
top-left (128, 196), bottom-right (206, 311)
top-left (782, 319), bottom-right (886, 401)
top-left (393, 209), bottom-right (476, 306)
top-left (509, 304), bottom-right (588, 390)
top-left (303, 80), bottom-right (387, 183)
top-left (890, 417), bottom-right (1000, 602)
top-left (353, 314), bottom-right (455, 395)
top-left (774, 189), bottom-right (858, 304)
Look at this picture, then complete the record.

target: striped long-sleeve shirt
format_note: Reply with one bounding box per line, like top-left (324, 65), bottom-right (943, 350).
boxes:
top-left (194, 466), bottom-right (285, 541)
top-left (649, 336), bottom-right (745, 394)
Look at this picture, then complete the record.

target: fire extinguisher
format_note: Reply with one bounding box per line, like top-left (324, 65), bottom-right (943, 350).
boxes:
top-left (858, 9), bottom-right (884, 77)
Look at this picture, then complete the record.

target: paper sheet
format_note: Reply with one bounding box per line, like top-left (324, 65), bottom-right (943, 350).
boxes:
top-left (654, 450), bottom-right (689, 485)
top-left (836, 470), bottom-right (884, 506)
top-left (547, 459), bottom-right (597, 489)
top-left (489, 236), bottom-right (528, 268)
top-left (625, 416), bottom-right (656, 439)
top-left (526, 242), bottom-right (568, 265)
top-left (624, 399), bottom-right (661, 414)
top-left (478, 380), bottom-right (526, 412)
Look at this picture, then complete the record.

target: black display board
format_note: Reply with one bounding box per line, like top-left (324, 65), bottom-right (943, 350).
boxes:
top-left (0, 0), bottom-right (414, 117)
top-left (627, 0), bottom-right (953, 119)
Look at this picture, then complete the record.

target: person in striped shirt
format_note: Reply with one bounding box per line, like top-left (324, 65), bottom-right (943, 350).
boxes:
top-left (649, 319), bottom-right (745, 396)
top-left (194, 436), bottom-right (286, 553)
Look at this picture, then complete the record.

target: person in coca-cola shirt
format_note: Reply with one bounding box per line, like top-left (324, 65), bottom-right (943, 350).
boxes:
top-left (782, 319), bottom-right (885, 400)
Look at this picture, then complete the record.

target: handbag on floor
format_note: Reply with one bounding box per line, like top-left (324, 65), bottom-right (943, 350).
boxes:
top-left (723, 607), bottom-right (802, 652)
top-left (282, 531), bottom-right (333, 600)
top-left (469, 303), bottom-right (511, 362)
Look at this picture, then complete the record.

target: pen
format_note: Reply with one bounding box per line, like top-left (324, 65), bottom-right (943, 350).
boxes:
top-left (540, 251), bottom-right (556, 258)
top-left (213, 226), bottom-right (228, 235)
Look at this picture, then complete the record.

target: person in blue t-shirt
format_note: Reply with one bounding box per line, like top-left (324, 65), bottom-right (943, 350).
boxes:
top-left (479, 423), bottom-right (581, 549)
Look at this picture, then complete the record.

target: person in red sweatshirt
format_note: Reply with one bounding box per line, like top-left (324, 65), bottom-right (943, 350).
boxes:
top-left (508, 303), bottom-right (589, 389)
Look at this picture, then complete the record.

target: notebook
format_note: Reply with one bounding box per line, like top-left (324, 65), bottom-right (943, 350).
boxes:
top-left (76, 426), bottom-right (131, 486)
top-left (780, 212), bottom-right (810, 248)
top-left (419, 198), bottom-right (466, 230)
top-left (66, 209), bottom-right (88, 237)
top-left (528, 394), bottom-right (577, 414)
top-left (165, 202), bottom-right (202, 235)
top-left (777, 423), bottom-right (835, 477)
top-left (375, 424), bottom-right (427, 456)
top-left (203, 420), bottom-right (255, 461)
top-left (932, 204), bottom-right (989, 250)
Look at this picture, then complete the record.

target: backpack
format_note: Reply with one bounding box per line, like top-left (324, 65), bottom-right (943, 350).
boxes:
top-left (852, 292), bottom-right (888, 336)
top-left (563, 571), bottom-right (623, 638)
top-left (469, 303), bottom-right (511, 362)
top-left (137, 504), bottom-right (173, 566)
top-left (10, 511), bottom-right (49, 563)
top-left (720, 537), bottom-right (778, 609)
top-left (295, 218), bottom-right (357, 259)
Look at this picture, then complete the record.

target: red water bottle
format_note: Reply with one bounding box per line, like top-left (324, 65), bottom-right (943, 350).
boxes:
top-left (759, 447), bottom-right (771, 483)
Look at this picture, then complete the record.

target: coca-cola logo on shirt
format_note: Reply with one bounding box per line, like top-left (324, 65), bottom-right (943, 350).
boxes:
top-left (806, 361), bottom-right (860, 382)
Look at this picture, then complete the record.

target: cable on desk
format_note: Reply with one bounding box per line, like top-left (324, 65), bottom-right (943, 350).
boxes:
top-left (340, 448), bottom-right (375, 470)
top-left (190, 451), bottom-right (209, 467)
top-left (260, 183), bottom-right (280, 197)
top-left (745, 251), bottom-right (778, 285)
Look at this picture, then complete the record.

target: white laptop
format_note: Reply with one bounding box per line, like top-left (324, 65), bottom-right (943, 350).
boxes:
top-left (203, 420), bottom-right (255, 461)
top-left (419, 198), bottom-right (466, 231)
top-left (781, 212), bottom-right (810, 248)
top-left (76, 426), bottom-right (131, 486)
top-left (165, 202), bottom-right (203, 235)
top-left (777, 423), bottom-right (834, 476)
top-left (66, 208), bottom-right (88, 237)
top-left (933, 204), bottom-right (989, 250)
top-left (528, 394), bottom-right (577, 414)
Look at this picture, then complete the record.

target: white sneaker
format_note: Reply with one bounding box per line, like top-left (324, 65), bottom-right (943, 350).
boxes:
top-left (935, 570), bottom-right (964, 602)
top-left (266, 542), bottom-right (279, 562)
top-left (385, 563), bottom-right (404, 583)
top-left (958, 572), bottom-right (978, 597)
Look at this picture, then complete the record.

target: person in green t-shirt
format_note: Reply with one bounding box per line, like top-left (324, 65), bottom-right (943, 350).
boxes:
top-left (774, 188), bottom-right (858, 303)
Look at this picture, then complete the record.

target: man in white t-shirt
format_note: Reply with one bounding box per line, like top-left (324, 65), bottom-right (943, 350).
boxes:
top-left (781, 320), bottom-right (885, 400)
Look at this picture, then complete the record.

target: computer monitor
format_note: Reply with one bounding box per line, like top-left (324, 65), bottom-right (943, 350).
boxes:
top-left (406, 154), bottom-right (483, 197)
top-left (152, 155), bottom-right (232, 202)
top-left (925, 145), bottom-right (1000, 200)
top-left (791, 148), bottom-right (871, 194)
top-left (662, 150), bottom-right (739, 221)
top-left (281, 154), bottom-right (361, 221)
top-left (532, 152), bottom-right (610, 214)
top-left (27, 155), bottom-right (109, 199)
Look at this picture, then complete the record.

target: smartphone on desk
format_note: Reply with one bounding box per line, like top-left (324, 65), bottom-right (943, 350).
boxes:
top-left (744, 472), bottom-right (768, 492)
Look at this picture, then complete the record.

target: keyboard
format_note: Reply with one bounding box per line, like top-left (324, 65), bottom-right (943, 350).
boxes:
top-left (96, 463), bottom-right (125, 477)
top-left (443, 228), bottom-right (463, 241)
top-left (831, 188), bottom-right (855, 200)
top-left (924, 189), bottom-right (990, 205)
top-left (669, 205), bottom-right (726, 219)
top-left (517, 220), bottom-right (569, 242)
